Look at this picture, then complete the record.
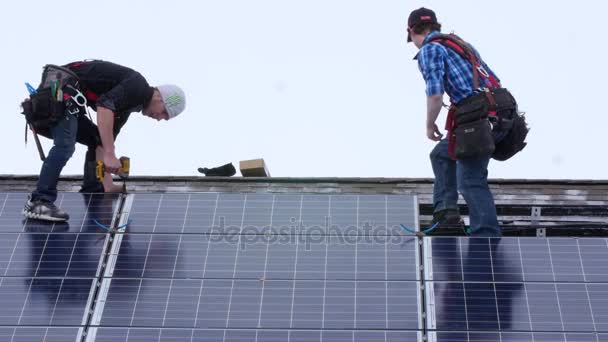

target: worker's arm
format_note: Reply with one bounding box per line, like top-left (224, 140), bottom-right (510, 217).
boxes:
top-left (417, 43), bottom-right (447, 141)
top-left (96, 106), bottom-right (121, 173)
top-left (95, 145), bottom-right (123, 192)
top-left (426, 94), bottom-right (444, 141)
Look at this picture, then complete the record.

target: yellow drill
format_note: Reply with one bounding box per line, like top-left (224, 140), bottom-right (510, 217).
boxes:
top-left (96, 156), bottom-right (130, 181)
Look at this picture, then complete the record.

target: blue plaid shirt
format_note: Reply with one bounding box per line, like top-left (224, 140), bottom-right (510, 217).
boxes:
top-left (417, 31), bottom-right (499, 104)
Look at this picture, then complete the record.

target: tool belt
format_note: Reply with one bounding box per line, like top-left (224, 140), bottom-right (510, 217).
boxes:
top-left (448, 88), bottom-right (518, 160)
top-left (21, 87), bottom-right (65, 132)
top-left (20, 65), bottom-right (82, 132)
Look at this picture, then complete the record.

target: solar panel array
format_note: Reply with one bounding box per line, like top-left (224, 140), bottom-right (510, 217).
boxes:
top-left (2, 191), bottom-right (608, 342)
top-left (0, 192), bottom-right (119, 342)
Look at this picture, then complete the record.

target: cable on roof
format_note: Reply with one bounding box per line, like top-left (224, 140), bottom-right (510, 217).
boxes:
top-left (93, 219), bottom-right (132, 231)
top-left (400, 222), bottom-right (439, 235)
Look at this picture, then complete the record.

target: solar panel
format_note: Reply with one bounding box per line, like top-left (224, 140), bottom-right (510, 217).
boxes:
top-left (107, 234), bottom-right (418, 280)
top-left (428, 331), bottom-right (601, 342)
top-left (122, 193), bottom-right (417, 234)
top-left (88, 327), bottom-right (422, 342)
top-left (424, 237), bottom-right (608, 341)
top-left (96, 278), bottom-right (419, 330)
top-left (425, 237), bottom-right (608, 282)
top-left (87, 193), bottom-right (422, 341)
top-left (0, 192), bottom-right (121, 341)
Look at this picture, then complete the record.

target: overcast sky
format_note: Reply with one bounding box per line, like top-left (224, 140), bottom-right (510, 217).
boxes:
top-left (1, 0), bottom-right (605, 179)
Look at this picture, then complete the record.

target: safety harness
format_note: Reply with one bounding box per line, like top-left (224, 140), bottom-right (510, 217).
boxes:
top-left (425, 34), bottom-right (503, 159)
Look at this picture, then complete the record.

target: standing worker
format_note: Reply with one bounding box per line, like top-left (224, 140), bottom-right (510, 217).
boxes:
top-left (21, 60), bottom-right (186, 221)
top-left (406, 8), bottom-right (526, 237)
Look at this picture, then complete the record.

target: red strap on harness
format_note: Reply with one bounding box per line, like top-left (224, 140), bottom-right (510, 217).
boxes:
top-left (446, 106), bottom-right (457, 160)
top-left (64, 61), bottom-right (101, 102)
top-left (429, 34), bottom-right (501, 90)
top-left (85, 90), bottom-right (99, 102)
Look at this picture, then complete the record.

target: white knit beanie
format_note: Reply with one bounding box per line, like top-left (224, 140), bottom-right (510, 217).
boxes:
top-left (157, 84), bottom-right (186, 119)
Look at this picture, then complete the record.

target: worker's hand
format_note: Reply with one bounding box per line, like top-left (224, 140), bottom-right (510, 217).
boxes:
top-left (104, 183), bottom-right (124, 193)
top-left (103, 152), bottom-right (122, 174)
top-left (426, 123), bottom-right (443, 141)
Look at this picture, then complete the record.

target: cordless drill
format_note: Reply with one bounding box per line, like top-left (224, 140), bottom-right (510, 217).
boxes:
top-left (96, 156), bottom-right (130, 181)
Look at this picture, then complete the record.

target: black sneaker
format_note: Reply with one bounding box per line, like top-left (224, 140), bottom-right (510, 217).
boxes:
top-left (22, 196), bottom-right (70, 222)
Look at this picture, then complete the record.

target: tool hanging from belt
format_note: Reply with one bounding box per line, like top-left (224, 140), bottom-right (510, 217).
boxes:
top-left (22, 83), bottom-right (47, 161)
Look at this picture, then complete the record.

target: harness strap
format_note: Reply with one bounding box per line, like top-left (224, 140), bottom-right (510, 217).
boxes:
top-left (64, 61), bottom-right (101, 103)
top-left (429, 34), bottom-right (500, 90)
top-left (446, 105), bottom-right (458, 160)
top-left (484, 89), bottom-right (498, 117)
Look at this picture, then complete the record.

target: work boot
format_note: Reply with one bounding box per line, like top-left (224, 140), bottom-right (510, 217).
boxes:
top-left (427, 209), bottom-right (466, 236)
top-left (432, 209), bottom-right (464, 226)
top-left (22, 196), bottom-right (70, 222)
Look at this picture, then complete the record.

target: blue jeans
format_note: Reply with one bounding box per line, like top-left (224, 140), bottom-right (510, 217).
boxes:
top-left (32, 114), bottom-right (78, 203)
top-left (430, 139), bottom-right (501, 237)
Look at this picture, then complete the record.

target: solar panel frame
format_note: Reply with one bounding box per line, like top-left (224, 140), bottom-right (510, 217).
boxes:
top-left (88, 193), bottom-right (424, 341)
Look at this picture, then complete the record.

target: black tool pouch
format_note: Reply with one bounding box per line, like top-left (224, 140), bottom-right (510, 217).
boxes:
top-left (454, 118), bottom-right (495, 159)
top-left (453, 93), bottom-right (494, 159)
top-left (21, 64), bottom-right (80, 132)
top-left (493, 112), bottom-right (528, 161)
top-left (455, 93), bottom-right (488, 126)
top-left (21, 87), bottom-right (65, 132)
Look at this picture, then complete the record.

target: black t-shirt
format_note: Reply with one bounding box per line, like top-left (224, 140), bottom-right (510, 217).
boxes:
top-left (64, 60), bottom-right (154, 147)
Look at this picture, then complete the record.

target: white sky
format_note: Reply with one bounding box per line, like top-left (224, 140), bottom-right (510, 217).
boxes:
top-left (1, 0), bottom-right (605, 179)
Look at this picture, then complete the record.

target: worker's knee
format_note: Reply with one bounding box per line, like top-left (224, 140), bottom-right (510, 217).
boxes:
top-left (430, 140), bottom-right (449, 161)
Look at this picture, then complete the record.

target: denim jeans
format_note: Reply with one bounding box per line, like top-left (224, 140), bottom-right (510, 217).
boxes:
top-left (31, 113), bottom-right (78, 203)
top-left (80, 146), bottom-right (104, 193)
top-left (430, 139), bottom-right (501, 237)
